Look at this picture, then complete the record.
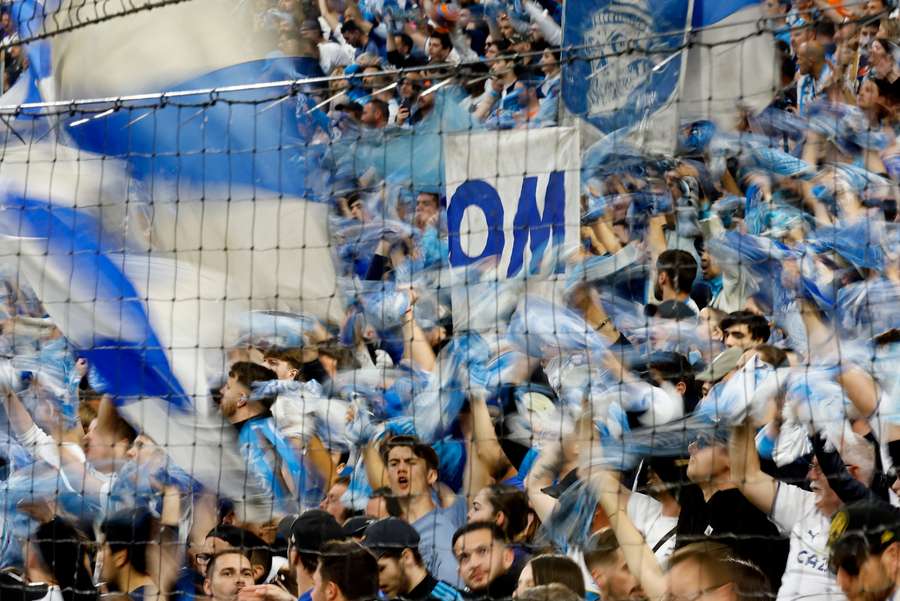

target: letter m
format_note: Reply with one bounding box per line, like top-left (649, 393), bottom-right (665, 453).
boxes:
top-left (506, 171), bottom-right (566, 278)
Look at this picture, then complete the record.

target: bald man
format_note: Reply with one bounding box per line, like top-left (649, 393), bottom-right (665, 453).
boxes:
top-left (796, 41), bottom-right (829, 115)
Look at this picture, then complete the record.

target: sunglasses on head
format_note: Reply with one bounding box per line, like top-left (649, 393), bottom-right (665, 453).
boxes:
top-left (829, 535), bottom-right (870, 576)
top-left (692, 432), bottom-right (719, 450)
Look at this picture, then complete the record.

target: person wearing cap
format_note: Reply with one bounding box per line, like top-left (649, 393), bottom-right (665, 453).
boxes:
top-left (258, 510), bottom-right (345, 601)
top-left (297, 19), bottom-right (354, 77)
top-left (364, 435), bottom-right (461, 585)
top-left (731, 422), bottom-right (877, 601)
top-left (342, 516), bottom-right (374, 541)
top-left (363, 517), bottom-right (462, 601)
top-left (451, 522), bottom-right (519, 600)
top-left (696, 346), bottom-right (744, 396)
top-left (827, 500), bottom-right (900, 601)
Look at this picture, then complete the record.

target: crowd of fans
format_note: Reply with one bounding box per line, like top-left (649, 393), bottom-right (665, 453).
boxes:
top-left (4, 1), bottom-right (900, 601)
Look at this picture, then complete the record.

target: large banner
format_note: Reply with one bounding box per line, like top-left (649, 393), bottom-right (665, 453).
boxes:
top-left (562, 0), bottom-right (691, 135)
top-left (563, 0), bottom-right (777, 137)
top-left (444, 127), bottom-right (580, 277)
top-left (443, 127), bottom-right (580, 329)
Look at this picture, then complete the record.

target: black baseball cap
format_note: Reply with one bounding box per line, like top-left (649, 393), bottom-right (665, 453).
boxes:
top-left (290, 509), bottom-right (345, 554)
top-left (362, 518), bottom-right (420, 557)
top-left (342, 516), bottom-right (375, 538)
top-left (828, 500), bottom-right (900, 576)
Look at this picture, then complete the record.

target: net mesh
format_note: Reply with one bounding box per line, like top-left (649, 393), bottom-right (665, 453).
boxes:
top-left (0, 0), bottom-right (898, 600)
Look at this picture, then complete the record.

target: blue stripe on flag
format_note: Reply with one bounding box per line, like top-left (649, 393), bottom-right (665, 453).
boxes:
top-left (0, 196), bottom-right (192, 410)
top-left (64, 57), bottom-right (325, 199)
top-left (692, 0), bottom-right (760, 27)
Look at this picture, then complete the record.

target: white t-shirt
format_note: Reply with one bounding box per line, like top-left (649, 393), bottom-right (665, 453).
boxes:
top-left (317, 41), bottom-right (355, 76)
top-left (770, 483), bottom-right (847, 601)
top-left (627, 492), bottom-right (678, 565)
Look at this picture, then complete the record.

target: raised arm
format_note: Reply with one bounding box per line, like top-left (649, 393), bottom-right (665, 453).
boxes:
top-left (401, 305), bottom-right (436, 372)
top-left (585, 469), bottom-right (666, 601)
top-left (364, 438), bottom-right (389, 491)
top-left (317, 0), bottom-right (340, 35)
top-left (524, 443), bottom-right (562, 523)
top-left (469, 391), bottom-right (514, 480)
top-left (729, 422), bottom-right (777, 514)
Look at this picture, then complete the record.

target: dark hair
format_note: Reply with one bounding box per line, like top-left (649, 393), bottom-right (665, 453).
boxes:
top-left (395, 33), bottom-right (413, 51)
top-left (480, 484), bottom-right (529, 540)
top-left (367, 98), bottom-right (390, 122)
top-left (376, 546), bottom-right (425, 566)
top-left (101, 507), bottom-right (154, 576)
top-left (516, 583), bottom-right (582, 601)
top-left (432, 32), bottom-right (452, 51)
top-left (317, 541), bottom-right (379, 601)
top-left (656, 249), bottom-right (698, 294)
top-left (369, 487), bottom-right (402, 517)
top-left (299, 551), bottom-right (320, 575)
top-left (669, 543), bottom-right (771, 601)
top-left (814, 19), bottom-right (835, 38)
top-left (206, 549), bottom-right (252, 580)
top-left (452, 520), bottom-right (509, 548)
top-left (752, 344), bottom-right (788, 368)
top-left (341, 19), bottom-right (364, 35)
top-left (34, 518), bottom-right (97, 601)
top-left (263, 348), bottom-right (305, 377)
top-left (529, 555), bottom-right (586, 597)
top-left (720, 311), bottom-right (771, 343)
top-left (205, 526), bottom-right (271, 584)
top-left (379, 435), bottom-right (440, 473)
top-left (582, 529), bottom-right (620, 567)
top-left (229, 362), bottom-right (277, 390)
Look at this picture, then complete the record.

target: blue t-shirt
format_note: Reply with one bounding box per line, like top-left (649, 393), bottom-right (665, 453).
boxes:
top-left (299, 589), bottom-right (313, 601)
top-left (413, 507), bottom-right (462, 587)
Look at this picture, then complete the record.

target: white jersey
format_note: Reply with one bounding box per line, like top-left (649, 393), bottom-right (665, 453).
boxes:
top-left (628, 492), bottom-right (678, 565)
top-left (771, 482), bottom-right (846, 601)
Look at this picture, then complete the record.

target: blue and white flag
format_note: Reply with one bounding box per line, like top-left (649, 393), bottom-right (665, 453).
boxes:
top-left (680, 0), bottom-right (778, 124)
top-left (562, 0), bottom-right (690, 136)
top-left (29, 0), bottom-right (343, 325)
top-left (0, 144), bottom-right (277, 521)
top-left (563, 0), bottom-right (777, 145)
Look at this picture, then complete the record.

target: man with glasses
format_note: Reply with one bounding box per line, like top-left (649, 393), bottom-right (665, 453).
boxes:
top-left (730, 422), bottom-right (877, 601)
top-left (828, 500), bottom-right (900, 601)
top-left (675, 427), bottom-right (789, 591)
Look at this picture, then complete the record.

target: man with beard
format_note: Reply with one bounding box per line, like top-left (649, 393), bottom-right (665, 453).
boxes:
top-left (583, 529), bottom-right (649, 601)
top-left (731, 422), bottom-right (876, 601)
top-left (362, 517), bottom-right (462, 601)
top-left (451, 522), bottom-right (519, 600)
top-left (828, 500), bottom-right (900, 601)
top-left (218, 362), bottom-right (301, 508)
top-left (651, 249), bottom-right (700, 316)
top-left (205, 551), bottom-right (254, 601)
